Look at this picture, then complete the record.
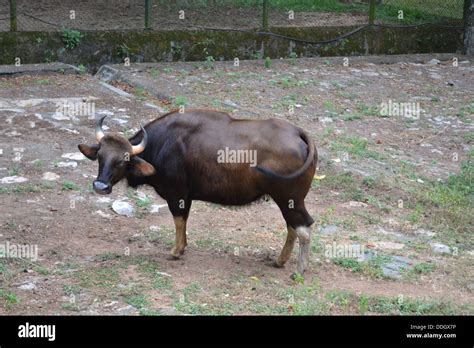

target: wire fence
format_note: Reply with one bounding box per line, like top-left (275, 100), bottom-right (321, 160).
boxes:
top-left (0, 0), bottom-right (466, 32)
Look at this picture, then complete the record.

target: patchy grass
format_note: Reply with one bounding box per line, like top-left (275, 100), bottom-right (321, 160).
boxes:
top-left (61, 181), bottom-right (81, 191)
top-left (0, 289), bottom-right (18, 310)
top-left (407, 154), bottom-right (473, 246)
top-left (333, 253), bottom-right (392, 279)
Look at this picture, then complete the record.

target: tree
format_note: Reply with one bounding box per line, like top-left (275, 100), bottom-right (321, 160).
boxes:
top-left (465, 0), bottom-right (474, 55)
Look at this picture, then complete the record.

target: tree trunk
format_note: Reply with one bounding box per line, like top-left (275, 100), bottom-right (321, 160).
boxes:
top-left (465, 0), bottom-right (474, 55)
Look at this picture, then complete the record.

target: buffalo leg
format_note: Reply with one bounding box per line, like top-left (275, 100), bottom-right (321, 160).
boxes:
top-left (170, 216), bottom-right (188, 259)
top-left (295, 224), bottom-right (313, 274)
top-left (167, 197), bottom-right (191, 260)
top-left (274, 225), bottom-right (297, 268)
top-left (274, 199), bottom-right (314, 274)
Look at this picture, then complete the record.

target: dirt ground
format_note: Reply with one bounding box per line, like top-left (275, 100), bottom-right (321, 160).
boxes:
top-left (0, 55), bottom-right (473, 315)
top-left (0, 0), bottom-right (368, 31)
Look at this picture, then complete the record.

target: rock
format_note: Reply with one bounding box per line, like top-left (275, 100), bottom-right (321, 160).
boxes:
top-left (150, 204), bottom-right (168, 214)
top-left (373, 241), bottom-right (405, 250)
top-left (431, 242), bottom-right (451, 254)
top-left (319, 117), bottom-right (333, 123)
top-left (343, 201), bottom-right (368, 208)
top-left (223, 99), bottom-right (239, 108)
top-left (156, 271), bottom-right (172, 277)
top-left (95, 210), bottom-right (112, 219)
top-left (159, 307), bottom-right (177, 315)
top-left (380, 256), bottom-right (413, 279)
top-left (62, 152), bottom-right (86, 161)
top-left (18, 282), bottom-right (37, 291)
top-left (96, 197), bottom-right (112, 204)
top-left (111, 118), bottom-right (128, 125)
top-left (97, 110), bottom-right (114, 116)
top-left (42, 172), bottom-right (60, 181)
top-left (52, 112), bottom-right (70, 121)
top-left (57, 161), bottom-right (78, 168)
top-left (361, 71), bottom-right (380, 77)
top-left (116, 305), bottom-right (139, 315)
top-left (0, 176), bottom-right (28, 184)
top-left (60, 127), bottom-right (79, 135)
top-left (70, 195), bottom-right (85, 202)
top-left (428, 59), bottom-right (441, 65)
top-left (112, 200), bottom-right (134, 217)
top-left (415, 229), bottom-right (436, 237)
top-left (318, 225), bottom-right (339, 235)
top-left (429, 73), bottom-right (442, 80)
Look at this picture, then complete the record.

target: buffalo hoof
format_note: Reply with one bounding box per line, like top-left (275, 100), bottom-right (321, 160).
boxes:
top-left (272, 260), bottom-right (285, 268)
top-left (166, 254), bottom-right (180, 261)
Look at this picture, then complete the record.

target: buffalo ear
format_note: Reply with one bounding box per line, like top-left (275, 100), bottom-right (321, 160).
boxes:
top-left (130, 157), bottom-right (156, 177)
top-left (78, 144), bottom-right (99, 161)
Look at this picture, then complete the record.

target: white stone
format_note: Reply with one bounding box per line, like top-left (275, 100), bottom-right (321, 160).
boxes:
top-left (18, 282), bottom-right (36, 290)
top-left (112, 200), bottom-right (134, 217)
top-left (57, 161), bottom-right (77, 168)
top-left (0, 176), bottom-right (28, 184)
top-left (52, 112), bottom-right (70, 121)
top-left (97, 197), bottom-right (112, 204)
top-left (60, 128), bottom-right (80, 135)
top-left (42, 172), bottom-right (60, 181)
top-left (95, 210), bottom-right (111, 219)
top-left (415, 229), bottom-right (436, 237)
top-left (428, 59), bottom-right (441, 65)
top-left (374, 241), bottom-right (405, 250)
top-left (150, 204), bottom-right (168, 214)
top-left (319, 117), bottom-right (333, 123)
top-left (431, 242), bottom-right (451, 254)
top-left (343, 201), bottom-right (368, 208)
top-left (62, 152), bottom-right (86, 161)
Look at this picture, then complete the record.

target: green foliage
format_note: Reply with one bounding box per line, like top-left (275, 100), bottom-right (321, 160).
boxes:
top-left (264, 56), bottom-right (271, 69)
top-left (62, 29), bottom-right (83, 49)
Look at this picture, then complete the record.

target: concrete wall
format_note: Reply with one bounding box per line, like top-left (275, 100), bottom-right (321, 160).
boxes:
top-left (0, 25), bottom-right (464, 71)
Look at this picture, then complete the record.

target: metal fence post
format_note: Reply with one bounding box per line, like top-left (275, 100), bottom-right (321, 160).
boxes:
top-left (10, 0), bottom-right (17, 32)
top-left (262, 0), bottom-right (269, 31)
top-left (145, 0), bottom-right (152, 29)
top-left (369, 0), bottom-right (376, 25)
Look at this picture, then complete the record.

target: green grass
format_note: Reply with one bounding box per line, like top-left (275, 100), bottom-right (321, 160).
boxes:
top-left (408, 154), bottom-right (473, 246)
top-left (456, 102), bottom-right (474, 123)
top-left (413, 262), bottom-right (437, 274)
top-left (173, 95), bottom-right (188, 108)
top-left (134, 87), bottom-right (147, 101)
top-left (0, 289), bottom-right (18, 310)
top-left (61, 181), bottom-right (81, 191)
top-left (11, 184), bottom-right (39, 195)
top-left (326, 290), bottom-right (472, 315)
top-left (330, 135), bottom-right (385, 160)
top-left (333, 253), bottom-right (392, 279)
top-left (150, 68), bottom-right (160, 78)
top-left (74, 266), bottom-right (120, 289)
top-left (125, 294), bottom-right (149, 310)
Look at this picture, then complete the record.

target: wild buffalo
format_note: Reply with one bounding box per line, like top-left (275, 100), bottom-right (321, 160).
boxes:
top-left (78, 109), bottom-right (317, 275)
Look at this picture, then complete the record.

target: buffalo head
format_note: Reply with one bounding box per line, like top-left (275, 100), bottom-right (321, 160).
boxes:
top-left (78, 116), bottom-right (156, 195)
